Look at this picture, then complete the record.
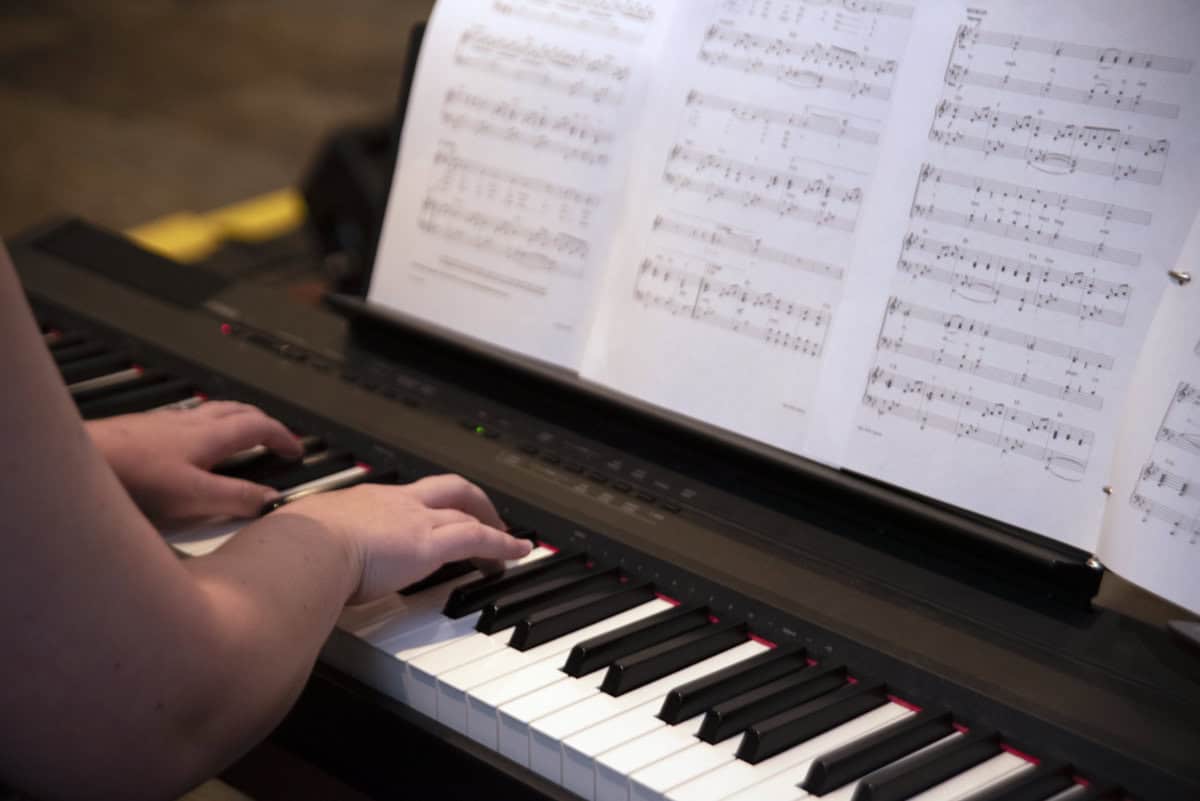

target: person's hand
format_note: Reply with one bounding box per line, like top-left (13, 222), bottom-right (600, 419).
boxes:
top-left (279, 474), bottom-right (533, 604)
top-left (87, 402), bottom-right (304, 526)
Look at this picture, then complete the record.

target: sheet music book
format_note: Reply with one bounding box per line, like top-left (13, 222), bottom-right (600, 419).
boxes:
top-left (370, 0), bottom-right (1200, 611)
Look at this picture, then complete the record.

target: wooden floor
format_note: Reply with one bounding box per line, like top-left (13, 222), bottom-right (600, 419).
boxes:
top-left (0, 1), bottom-right (432, 238)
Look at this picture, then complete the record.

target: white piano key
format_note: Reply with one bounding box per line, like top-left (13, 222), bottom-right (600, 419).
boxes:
top-left (68, 366), bottom-right (142, 395)
top-left (560, 641), bottom-right (770, 798)
top-left (725, 732), bottom-right (963, 801)
top-left (439, 599), bottom-right (673, 735)
top-left (498, 671), bottom-right (607, 765)
top-left (595, 714), bottom-right (706, 801)
top-left (664, 703), bottom-right (911, 801)
top-left (1043, 786), bottom-right (1088, 801)
top-left (906, 752), bottom-right (1031, 801)
top-left (467, 662), bottom-right (584, 749)
top-left (164, 519), bottom-right (244, 557)
top-left (150, 394), bottom-right (205, 412)
top-left (406, 625), bottom-right (517, 717)
top-left (277, 464), bottom-right (371, 503)
top-left (630, 738), bottom-right (743, 801)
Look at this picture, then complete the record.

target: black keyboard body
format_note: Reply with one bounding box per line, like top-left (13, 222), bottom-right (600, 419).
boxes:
top-left (11, 219), bottom-right (1200, 801)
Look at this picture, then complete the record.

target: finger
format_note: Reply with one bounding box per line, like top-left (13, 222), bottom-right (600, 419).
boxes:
top-left (200, 410), bottom-right (304, 465)
top-left (405, 474), bottom-right (505, 529)
top-left (183, 470), bottom-right (277, 520)
top-left (432, 520), bottom-right (533, 566)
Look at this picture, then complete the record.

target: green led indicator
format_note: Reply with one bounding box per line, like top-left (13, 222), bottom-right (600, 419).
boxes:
top-left (475, 425), bottom-right (486, 435)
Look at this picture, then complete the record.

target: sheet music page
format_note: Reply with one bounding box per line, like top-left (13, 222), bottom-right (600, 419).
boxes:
top-left (579, 0), bottom-right (957, 456)
top-left (1099, 229), bottom-right (1200, 613)
top-left (837, 0), bottom-right (1200, 550)
top-left (369, 0), bottom-right (678, 368)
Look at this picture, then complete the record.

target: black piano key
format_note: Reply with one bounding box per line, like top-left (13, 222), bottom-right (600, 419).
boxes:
top-left (509, 580), bottom-right (657, 651)
top-left (563, 603), bottom-right (711, 678)
top-left (78, 378), bottom-right (196, 419)
top-left (851, 729), bottom-right (1002, 801)
top-left (801, 708), bottom-right (955, 795)
top-left (658, 643), bottom-right (808, 725)
top-left (443, 549), bottom-right (588, 619)
top-left (698, 664), bottom-right (846, 744)
top-left (475, 567), bottom-right (622, 634)
top-left (400, 561), bottom-right (477, 597)
top-left (737, 681), bottom-right (888, 764)
top-left (954, 760), bottom-right (1074, 801)
top-left (259, 450), bottom-right (357, 492)
top-left (72, 369), bottom-right (169, 403)
top-left (51, 341), bottom-right (107, 365)
top-left (601, 621), bottom-right (747, 697)
top-left (60, 352), bottom-right (132, 385)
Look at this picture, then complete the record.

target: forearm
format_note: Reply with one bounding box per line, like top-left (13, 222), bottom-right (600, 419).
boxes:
top-left (175, 511), bottom-right (361, 773)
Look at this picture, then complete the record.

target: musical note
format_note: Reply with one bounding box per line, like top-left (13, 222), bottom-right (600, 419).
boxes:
top-left (898, 234), bottom-right (1132, 326)
top-left (432, 146), bottom-right (601, 210)
top-left (930, 101), bottom-right (1170, 185)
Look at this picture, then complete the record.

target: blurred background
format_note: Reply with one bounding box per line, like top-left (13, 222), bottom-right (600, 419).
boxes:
top-left (0, 1), bottom-right (432, 239)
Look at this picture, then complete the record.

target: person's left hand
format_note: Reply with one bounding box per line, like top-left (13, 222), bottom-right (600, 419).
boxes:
top-left (87, 401), bottom-right (304, 527)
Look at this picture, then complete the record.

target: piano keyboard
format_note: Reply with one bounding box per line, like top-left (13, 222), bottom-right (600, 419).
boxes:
top-left (20, 215), bottom-right (1196, 801)
top-left (38, 306), bottom-right (1113, 801)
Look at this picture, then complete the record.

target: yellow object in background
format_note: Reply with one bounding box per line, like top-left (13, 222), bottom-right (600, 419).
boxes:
top-left (126, 188), bottom-right (306, 263)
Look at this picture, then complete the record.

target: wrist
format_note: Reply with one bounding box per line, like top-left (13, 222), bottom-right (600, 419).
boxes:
top-left (267, 499), bottom-right (365, 604)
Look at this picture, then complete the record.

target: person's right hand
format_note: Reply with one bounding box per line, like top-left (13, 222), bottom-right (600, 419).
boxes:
top-left (279, 474), bottom-right (532, 605)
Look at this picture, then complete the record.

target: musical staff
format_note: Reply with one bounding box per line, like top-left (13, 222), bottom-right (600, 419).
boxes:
top-left (686, 90), bottom-right (881, 145)
top-left (418, 199), bottom-right (588, 278)
top-left (1128, 382), bottom-right (1200, 541)
top-left (634, 257), bottom-right (830, 357)
top-left (865, 366), bottom-right (1093, 477)
top-left (414, 257), bottom-right (547, 298)
top-left (877, 297), bottom-right (1107, 410)
top-left (1141, 461), bottom-right (1195, 499)
top-left (455, 26), bottom-right (630, 105)
top-left (443, 88), bottom-right (615, 165)
top-left (946, 28), bottom-right (1184, 119)
top-left (959, 27), bottom-right (1194, 74)
top-left (919, 165), bottom-right (1152, 226)
top-left (887, 298), bottom-right (1114, 369)
top-left (700, 24), bottom-right (895, 100)
top-left (664, 145), bottom-right (863, 231)
top-left (432, 146), bottom-right (601, 214)
top-left (1129, 494), bottom-right (1200, 537)
top-left (492, 0), bottom-right (655, 44)
top-left (898, 234), bottom-right (1131, 326)
top-left (910, 205), bottom-right (1142, 268)
top-left (723, 0), bottom-right (915, 22)
top-left (653, 215), bottom-right (845, 281)
top-left (930, 101), bottom-right (1170, 185)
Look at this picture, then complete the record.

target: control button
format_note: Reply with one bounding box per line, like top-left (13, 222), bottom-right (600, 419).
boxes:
top-left (635, 491), bottom-right (656, 503)
top-left (612, 481), bottom-right (632, 493)
top-left (588, 471), bottom-right (608, 484)
top-left (662, 502), bottom-right (682, 513)
top-left (483, 430), bottom-right (501, 440)
top-left (459, 419), bottom-right (477, 431)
